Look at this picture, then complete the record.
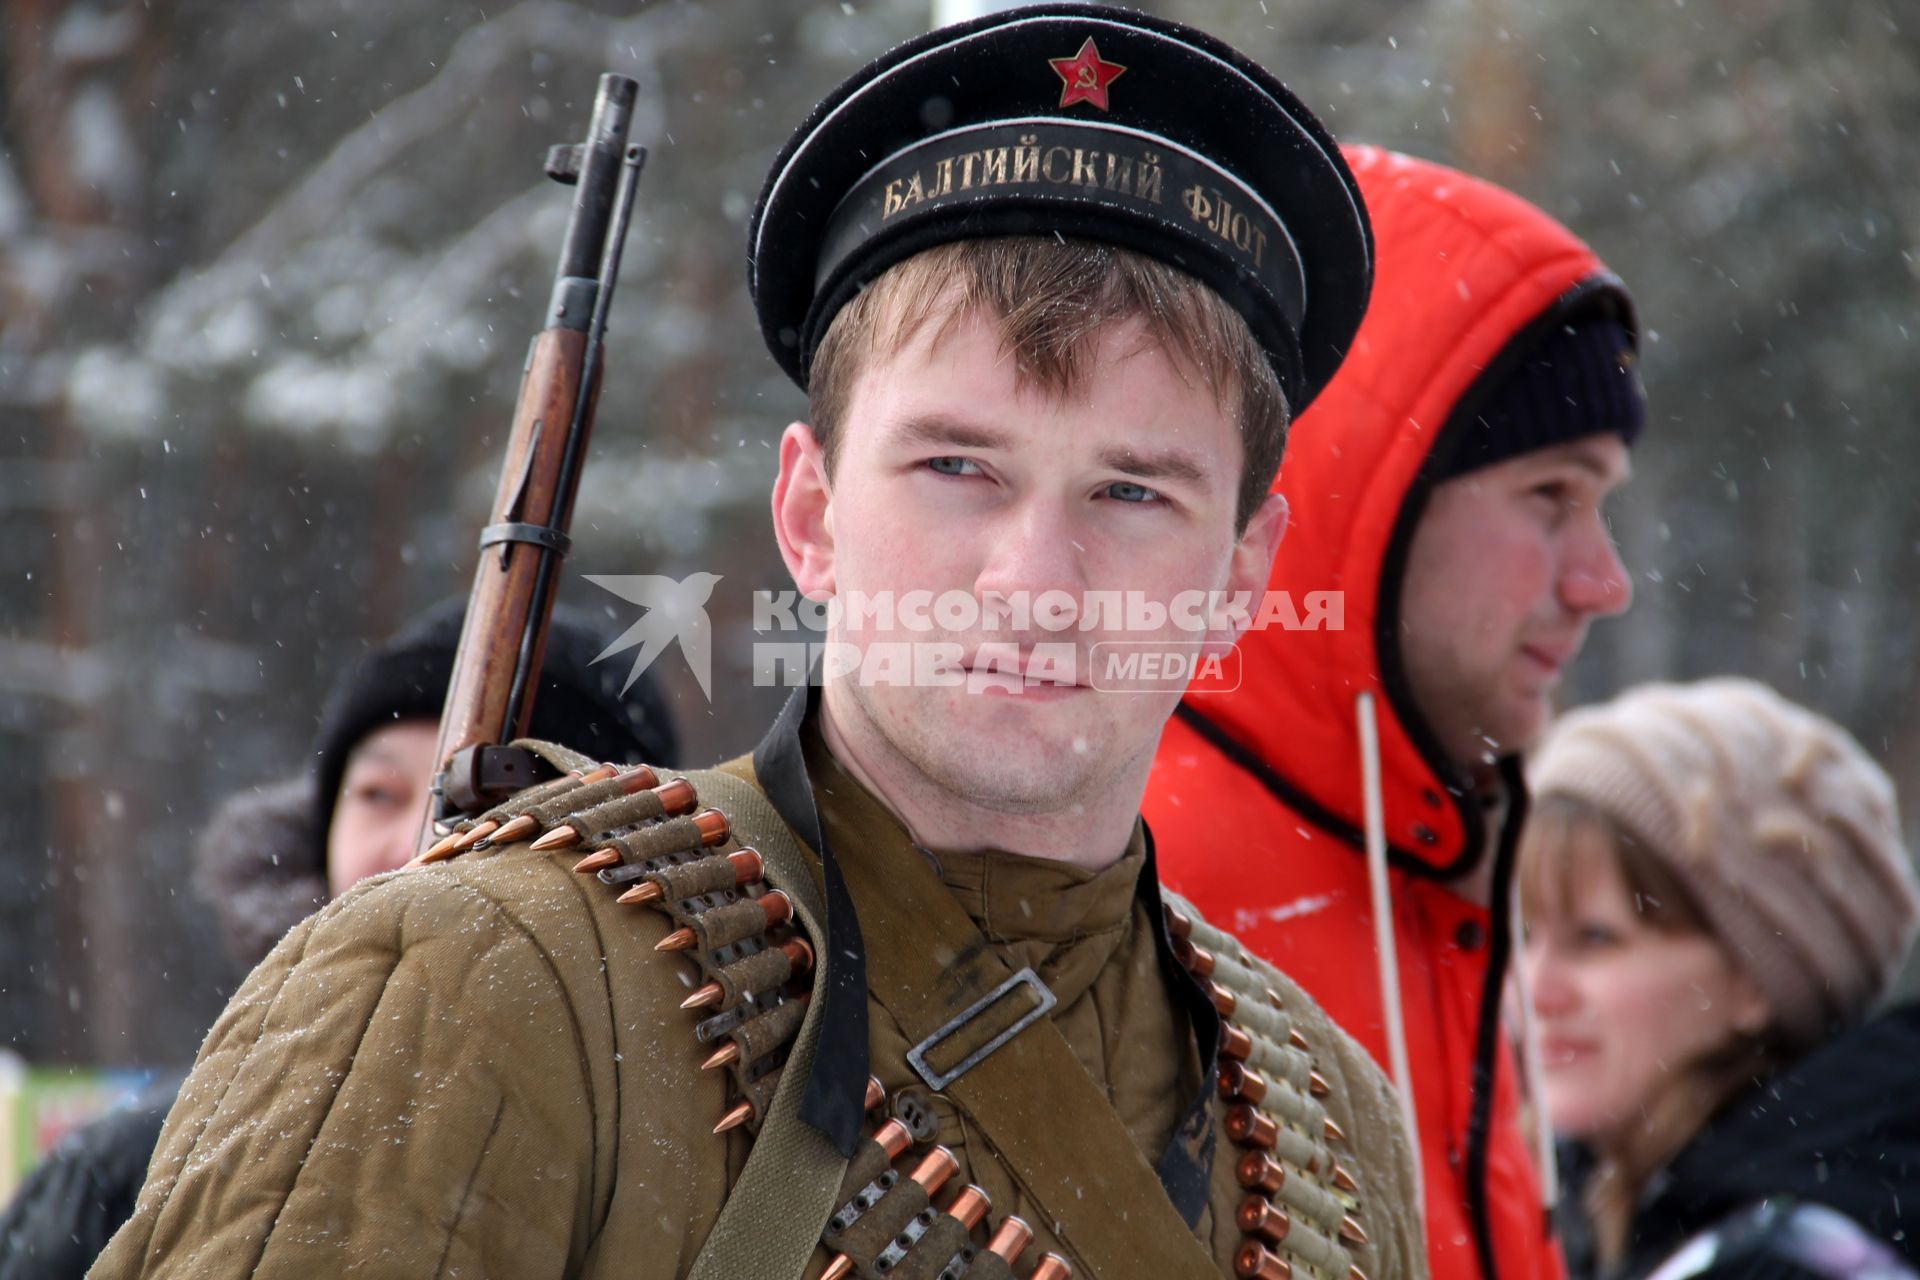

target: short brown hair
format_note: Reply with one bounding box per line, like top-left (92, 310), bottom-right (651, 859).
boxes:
top-left (806, 237), bottom-right (1288, 532)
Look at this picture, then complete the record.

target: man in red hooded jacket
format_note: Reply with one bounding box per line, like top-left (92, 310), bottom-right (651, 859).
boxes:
top-left (1144, 146), bottom-right (1644, 1280)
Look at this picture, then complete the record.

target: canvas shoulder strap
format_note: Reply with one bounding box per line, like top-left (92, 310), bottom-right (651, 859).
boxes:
top-left (834, 832), bottom-right (1225, 1280)
top-left (678, 765), bottom-right (852, 1280)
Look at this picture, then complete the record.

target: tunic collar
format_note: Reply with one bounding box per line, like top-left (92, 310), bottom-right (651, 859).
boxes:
top-left (752, 686), bottom-right (1222, 1221)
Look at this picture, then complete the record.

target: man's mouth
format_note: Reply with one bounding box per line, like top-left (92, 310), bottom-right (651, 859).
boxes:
top-left (958, 647), bottom-right (1088, 694)
top-left (1520, 642), bottom-right (1578, 675)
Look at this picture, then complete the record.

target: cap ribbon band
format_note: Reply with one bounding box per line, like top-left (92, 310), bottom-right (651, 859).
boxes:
top-left (816, 118), bottom-right (1306, 334)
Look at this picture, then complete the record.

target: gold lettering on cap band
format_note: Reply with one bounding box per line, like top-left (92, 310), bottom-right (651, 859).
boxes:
top-left (818, 119), bottom-right (1304, 337)
top-left (880, 136), bottom-right (1166, 217)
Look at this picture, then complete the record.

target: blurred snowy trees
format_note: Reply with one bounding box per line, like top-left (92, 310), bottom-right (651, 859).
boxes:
top-left (2, 0), bottom-right (1915, 1062)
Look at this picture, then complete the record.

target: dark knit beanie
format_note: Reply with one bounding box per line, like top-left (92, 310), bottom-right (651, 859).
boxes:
top-left (310, 600), bottom-right (680, 847)
top-left (1437, 315), bottom-right (1645, 481)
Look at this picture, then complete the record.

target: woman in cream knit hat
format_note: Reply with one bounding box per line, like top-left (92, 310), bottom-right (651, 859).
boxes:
top-left (1520, 677), bottom-right (1920, 1280)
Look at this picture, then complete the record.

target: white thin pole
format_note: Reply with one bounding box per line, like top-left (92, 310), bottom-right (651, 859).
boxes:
top-left (932, 0), bottom-right (1032, 24)
top-left (1357, 691), bottom-right (1425, 1219)
top-left (1509, 886), bottom-right (1560, 1207)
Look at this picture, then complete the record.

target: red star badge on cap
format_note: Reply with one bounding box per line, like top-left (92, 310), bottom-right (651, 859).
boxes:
top-left (1049, 37), bottom-right (1126, 112)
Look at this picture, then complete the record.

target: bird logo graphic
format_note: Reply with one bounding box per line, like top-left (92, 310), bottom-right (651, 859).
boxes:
top-left (584, 572), bottom-right (723, 701)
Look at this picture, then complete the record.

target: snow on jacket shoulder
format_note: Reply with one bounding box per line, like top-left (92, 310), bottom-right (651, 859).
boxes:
top-left (89, 836), bottom-right (737, 1279)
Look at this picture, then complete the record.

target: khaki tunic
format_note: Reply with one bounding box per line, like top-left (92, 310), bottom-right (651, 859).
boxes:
top-left (92, 721), bottom-right (1423, 1280)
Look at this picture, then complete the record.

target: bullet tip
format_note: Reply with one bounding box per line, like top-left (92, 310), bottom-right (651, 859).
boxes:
top-left (452, 821), bottom-right (497, 853)
top-left (529, 825), bottom-right (579, 852)
top-left (492, 815), bottom-right (539, 845)
top-left (573, 849), bottom-right (621, 874)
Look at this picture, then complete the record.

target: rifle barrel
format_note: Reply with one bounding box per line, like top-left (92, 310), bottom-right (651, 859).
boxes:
top-left (420, 72), bottom-right (645, 840)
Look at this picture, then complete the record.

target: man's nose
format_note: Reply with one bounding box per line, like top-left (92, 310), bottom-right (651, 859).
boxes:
top-left (1559, 518), bottom-right (1633, 618)
top-left (973, 501), bottom-right (1088, 629)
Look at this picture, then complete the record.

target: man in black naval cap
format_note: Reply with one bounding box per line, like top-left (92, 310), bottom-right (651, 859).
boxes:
top-left (92, 9), bottom-right (1425, 1280)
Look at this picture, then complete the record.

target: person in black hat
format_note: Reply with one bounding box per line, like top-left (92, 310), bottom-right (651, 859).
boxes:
top-left (93, 10), bottom-right (1426, 1280)
top-left (0, 605), bottom-right (676, 1280)
top-left (311, 600), bottom-right (679, 895)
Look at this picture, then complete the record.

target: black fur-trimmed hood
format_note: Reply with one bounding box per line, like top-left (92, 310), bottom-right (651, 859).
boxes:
top-left (190, 776), bottom-right (328, 973)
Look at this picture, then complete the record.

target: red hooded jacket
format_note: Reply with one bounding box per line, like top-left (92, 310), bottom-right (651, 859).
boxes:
top-left (1146, 147), bottom-right (1636, 1280)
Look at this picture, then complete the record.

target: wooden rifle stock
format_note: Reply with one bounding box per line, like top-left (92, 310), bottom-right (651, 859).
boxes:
top-left (419, 74), bottom-right (646, 847)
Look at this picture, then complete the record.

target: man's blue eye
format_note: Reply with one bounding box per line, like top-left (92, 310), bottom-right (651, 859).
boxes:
top-left (928, 457), bottom-right (979, 476)
top-left (1105, 480), bottom-right (1162, 503)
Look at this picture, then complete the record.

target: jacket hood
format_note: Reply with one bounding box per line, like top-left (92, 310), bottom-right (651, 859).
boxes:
top-left (192, 776), bottom-right (328, 973)
top-left (1627, 1003), bottom-right (1920, 1270)
top-left (1187, 145), bottom-right (1635, 876)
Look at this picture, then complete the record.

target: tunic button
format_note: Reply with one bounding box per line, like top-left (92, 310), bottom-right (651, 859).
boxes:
top-left (892, 1086), bottom-right (940, 1142)
top-left (1453, 920), bottom-right (1485, 951)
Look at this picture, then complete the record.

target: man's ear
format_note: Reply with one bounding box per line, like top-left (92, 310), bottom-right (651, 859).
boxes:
top-left (1204, 491), bottom-right (1287, 650)
top-left (772, 421), bottom-right (835, 598)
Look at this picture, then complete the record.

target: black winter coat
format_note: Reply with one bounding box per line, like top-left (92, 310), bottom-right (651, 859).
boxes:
top-left (0, 779), bottom-right (316, 1279)
top-left (0, 1078), bottom-right (179, 1280)
top-left (1577, 1003), bottom-right (1920, 1280)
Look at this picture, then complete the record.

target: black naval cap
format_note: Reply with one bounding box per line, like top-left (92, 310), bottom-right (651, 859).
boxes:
top-left (749, 2), bottom-right (1373, 415)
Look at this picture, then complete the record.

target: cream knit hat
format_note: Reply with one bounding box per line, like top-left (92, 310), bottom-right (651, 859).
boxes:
top-left (1528, 677), bottom-right (1920, 1050)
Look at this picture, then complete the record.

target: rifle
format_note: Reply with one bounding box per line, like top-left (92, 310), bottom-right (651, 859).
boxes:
top-left (419, 73), bottom-right (646, 847)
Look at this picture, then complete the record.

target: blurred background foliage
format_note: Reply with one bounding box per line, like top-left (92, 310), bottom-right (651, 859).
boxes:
top-left (1, 0), bottom-right (1915, 1066)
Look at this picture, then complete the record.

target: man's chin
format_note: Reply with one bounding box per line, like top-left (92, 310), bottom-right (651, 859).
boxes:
top-left (911, 712), bottom-right (1103, 811)
top-left (1487, 697), bottom-right (1553, 759)
top-left (916, 742), bottom-right (1094, 812)
top-left (954, 715), bottom-right (1092, 767)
